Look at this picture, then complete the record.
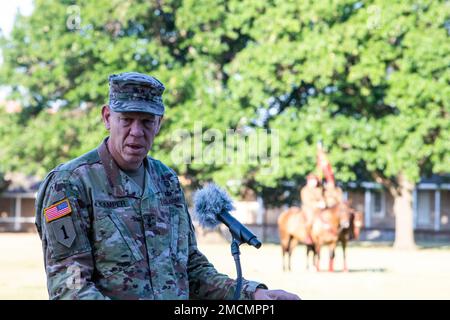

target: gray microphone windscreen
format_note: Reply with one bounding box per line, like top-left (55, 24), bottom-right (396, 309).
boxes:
top-left (193, 183), bottom-right (235, 229)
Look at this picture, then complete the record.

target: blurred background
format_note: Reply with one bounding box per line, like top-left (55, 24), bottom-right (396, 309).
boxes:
top-left (0, 0), bottom-right (449, 300)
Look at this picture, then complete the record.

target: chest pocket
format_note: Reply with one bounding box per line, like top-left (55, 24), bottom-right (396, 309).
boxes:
top-left (93, 210), bottom-right (144, 278)
top-left (145, 196), bottom-right (183, 258)
top-left (164, 201), bottom-right (189, 264)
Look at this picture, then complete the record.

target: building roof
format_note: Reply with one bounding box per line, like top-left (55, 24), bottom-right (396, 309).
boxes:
top-left (419, 174), bottom-right (450, 184)
top-left (2, 172), bottom-right (41, 193)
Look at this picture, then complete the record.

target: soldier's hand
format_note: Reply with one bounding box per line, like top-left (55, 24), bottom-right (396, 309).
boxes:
top-left (254, 289), bottom-right (301, 300)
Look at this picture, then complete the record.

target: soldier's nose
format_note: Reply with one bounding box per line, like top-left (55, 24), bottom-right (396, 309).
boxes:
top-left (129, 121), bottom-right (145, 137)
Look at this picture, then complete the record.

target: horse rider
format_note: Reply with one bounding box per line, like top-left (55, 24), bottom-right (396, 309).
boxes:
top-left (300, 173), bottom-right (326, 244)
top-left (323, 180), bottom-right (344, 208)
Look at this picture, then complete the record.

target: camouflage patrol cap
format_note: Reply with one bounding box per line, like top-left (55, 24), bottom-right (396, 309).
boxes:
top-left (108, 72), bottom-right (165, 116)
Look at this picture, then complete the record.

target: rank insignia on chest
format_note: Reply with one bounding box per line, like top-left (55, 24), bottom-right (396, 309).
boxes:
top-left (44, 198), bottom-right (72, 223)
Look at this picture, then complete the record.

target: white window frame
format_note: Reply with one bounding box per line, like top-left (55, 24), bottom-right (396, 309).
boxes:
top-left (371, 190), bottom-right (386, 219)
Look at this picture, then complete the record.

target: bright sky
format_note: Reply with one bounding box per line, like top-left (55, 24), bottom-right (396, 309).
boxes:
top-left (0, 0), bottom-right (34, 36)
top-left (0, 0), bottom-right (34, 99)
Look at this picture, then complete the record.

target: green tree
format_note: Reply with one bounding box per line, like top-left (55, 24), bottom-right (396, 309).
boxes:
top-left (0, 171), bottom-right (9, 193)
top-left (0, 0), bottom-right (184, 174)
top-left (174, 0), bottom-right (449, 248)
top-left (0, 106), bottom-right (105, 177)
top-left (1, 0), bottom-right (449, 250)
top-left (218, 0), bottom-right (449, 249)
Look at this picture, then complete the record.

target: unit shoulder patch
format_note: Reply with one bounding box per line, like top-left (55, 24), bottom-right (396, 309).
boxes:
top-left (50, 216), bottom-right (76, 248)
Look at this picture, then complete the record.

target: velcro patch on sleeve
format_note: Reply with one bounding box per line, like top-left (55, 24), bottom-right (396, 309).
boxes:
top-left (44, 198), bottom-right (72, 223)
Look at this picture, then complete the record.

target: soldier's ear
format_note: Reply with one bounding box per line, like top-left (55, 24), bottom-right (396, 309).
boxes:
top-left (102, 105), bottom-right (111, 131)
top-left (155, 115), bottom-right (163, 134)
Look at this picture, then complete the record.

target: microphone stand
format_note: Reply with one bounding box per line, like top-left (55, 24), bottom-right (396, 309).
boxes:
top-left (231, 238), bottom-right (243, 300)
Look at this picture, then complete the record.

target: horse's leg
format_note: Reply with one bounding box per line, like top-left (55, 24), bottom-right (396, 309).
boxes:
top-left (314, 243), bottom-right (321, 272)
top-left (306, 244), bottom-right (316, 270)
top-left (306, 245), bottom-right (312, 270)
top-left (285, 236), bottom-right (292, 271)
top-left (288, 237), bottom-right (298, 272)
top-left (342, 237), bottom-right (348, 272)
top-left (328, 242), bottom-right (337, 272)
top-left (281, 233), bottom-right (289, 271)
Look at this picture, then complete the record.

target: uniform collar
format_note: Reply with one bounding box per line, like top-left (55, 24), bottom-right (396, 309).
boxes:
top-left (97, 137), bottom-right (153, 198)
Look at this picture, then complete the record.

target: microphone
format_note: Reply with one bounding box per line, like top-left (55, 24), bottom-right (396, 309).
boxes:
top-left (193, 183), bottom-right (261, 248)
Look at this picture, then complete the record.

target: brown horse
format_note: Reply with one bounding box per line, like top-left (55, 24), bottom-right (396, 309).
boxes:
top-left (336, 201), bottom-right (363, 271)
top-left (278, 207), bottom-right (309, 271)
top-left (278, 205), bottom-right (341, 272)
top-left (278, 202), bottom-right (362, 272)
top-left (310, 204), bottom-right (341, 271)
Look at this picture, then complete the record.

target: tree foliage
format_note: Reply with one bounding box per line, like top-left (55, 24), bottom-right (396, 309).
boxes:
top-left (0, 0), bottom-right (448, 204)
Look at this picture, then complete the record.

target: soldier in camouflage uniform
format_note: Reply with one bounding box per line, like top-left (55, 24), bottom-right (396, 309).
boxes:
top-left (35, 72), bottom-right (299, 300)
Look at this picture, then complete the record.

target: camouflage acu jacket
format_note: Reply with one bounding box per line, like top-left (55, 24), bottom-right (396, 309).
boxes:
top-left (35, 138), bottom-right (264, 300)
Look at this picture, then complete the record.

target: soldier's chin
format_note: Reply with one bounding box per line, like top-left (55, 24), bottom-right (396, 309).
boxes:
top-left (124, 152), bottom-right (146, 163)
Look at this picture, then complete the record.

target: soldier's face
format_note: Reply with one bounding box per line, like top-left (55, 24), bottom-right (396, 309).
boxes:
top-left (102, 106), bottom-right (162, 170)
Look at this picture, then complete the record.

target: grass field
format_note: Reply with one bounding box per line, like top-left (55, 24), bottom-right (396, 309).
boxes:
top-left (1, 232), bottom-right (449, 300)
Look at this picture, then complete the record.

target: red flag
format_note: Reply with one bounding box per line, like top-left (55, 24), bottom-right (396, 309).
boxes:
top-left (316, 142), bottom-right (335, 185)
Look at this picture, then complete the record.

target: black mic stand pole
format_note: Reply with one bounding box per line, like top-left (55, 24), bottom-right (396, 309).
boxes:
top-left (231, 238), bottom-right (243, 300)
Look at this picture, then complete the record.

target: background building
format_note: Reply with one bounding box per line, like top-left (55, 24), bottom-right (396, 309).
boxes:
top-left (1, 174), bottom-right (449, 244)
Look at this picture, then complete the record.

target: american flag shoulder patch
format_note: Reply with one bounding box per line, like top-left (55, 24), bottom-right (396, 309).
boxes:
top-left (44, 198), bottom-right (72, 223)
